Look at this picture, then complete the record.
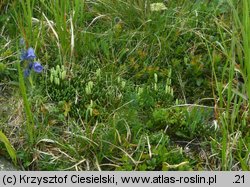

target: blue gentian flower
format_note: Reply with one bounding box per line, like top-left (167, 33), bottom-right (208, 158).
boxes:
top-left (20, 48), bottom-right (36, 61)
top-left (33, 62), bottom-right (43, 73)
top-left (19, 45), bottom-right (43, 77)
top-left (26, 48), bottom-right (36, 60)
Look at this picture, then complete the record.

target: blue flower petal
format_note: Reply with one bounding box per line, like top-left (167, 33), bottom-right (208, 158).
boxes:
top-left (33, 62), bottom-right (43, 73)
top-left (26, 48), bottom-right (36, 60)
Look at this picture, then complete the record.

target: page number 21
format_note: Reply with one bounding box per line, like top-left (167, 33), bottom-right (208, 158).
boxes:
top-left (234, 175), bottom-right (245, 184)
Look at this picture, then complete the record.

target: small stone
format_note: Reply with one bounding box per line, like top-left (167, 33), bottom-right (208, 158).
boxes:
top-left (0, 157), bottom-right (18, 171)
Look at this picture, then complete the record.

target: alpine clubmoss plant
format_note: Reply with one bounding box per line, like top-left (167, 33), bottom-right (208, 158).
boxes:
top-left (18, 39), bottom-right (43, 144)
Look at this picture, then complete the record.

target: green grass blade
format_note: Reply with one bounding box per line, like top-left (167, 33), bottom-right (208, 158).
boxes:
top-left (0, 131), bottom-right (17, 165)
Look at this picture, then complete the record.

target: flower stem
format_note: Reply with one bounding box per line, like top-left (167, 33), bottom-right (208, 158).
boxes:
top-left (17, 62), bottom-right (34, 144)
